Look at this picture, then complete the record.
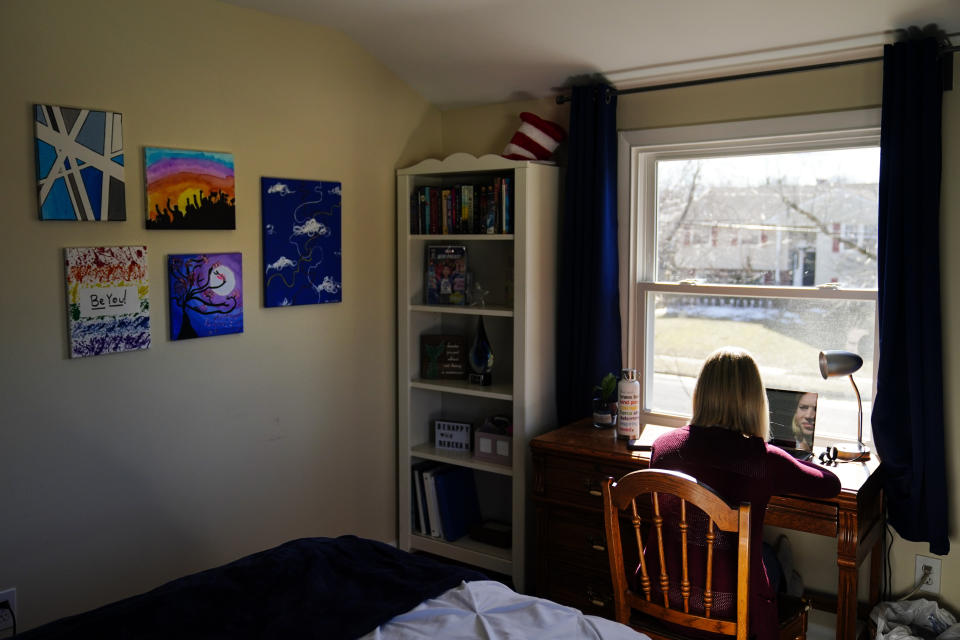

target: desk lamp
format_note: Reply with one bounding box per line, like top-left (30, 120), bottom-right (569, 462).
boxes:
top-left (819, 350), bottom-right (870, 460)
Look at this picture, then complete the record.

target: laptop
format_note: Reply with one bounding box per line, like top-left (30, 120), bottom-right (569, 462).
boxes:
top-left (765, 388), bottom-right (818, 461)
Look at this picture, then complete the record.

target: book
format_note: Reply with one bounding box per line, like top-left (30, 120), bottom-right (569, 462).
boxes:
top-left (411, 460), bottom-right (438, 535)
top-left (423, 465), bottom-right (448, 538)
top-left (421, 186), bottom-right (432, 235)
top-left (413, 462), bottom-right (430, 534)
top-left (410, 189), bottom-right (420, 234)
top-left (425, 245), bottom-right (467, 305)
top-left (449, 186), bottom-right (458, 233)
top-left (450, 187), bottom-right (460, 233)
top-left (484, 185), bottom-right (496, 233)
top-left (411, 467), bottom-right (421, 533)
top-left (502, 176), bottom-right (512, 234)
top-left (441, 188), bottom-right (451, 234)
top-left (494, 177), bottom-right (503, 233)
top-left (461, 185), bottom-right (473, 234)
top-left (433, 465), bottom-right (482, 542)
top-left (426, 187), bottom-right (432, 233)
top-left (428, 187), bottom-right (441, 234)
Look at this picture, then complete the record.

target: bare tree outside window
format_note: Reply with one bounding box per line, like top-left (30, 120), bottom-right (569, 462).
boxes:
top-left (656, 151), bottom-right (878, 288)
top-left (645, 147), bottom-right (879, 439)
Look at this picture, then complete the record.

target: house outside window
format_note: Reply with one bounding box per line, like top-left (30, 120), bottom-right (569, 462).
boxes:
top-left (619, 110), bottom-right (880, 445)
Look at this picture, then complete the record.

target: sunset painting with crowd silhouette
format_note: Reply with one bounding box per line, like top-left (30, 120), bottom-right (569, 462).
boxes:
top-left (145, 147), bottom-right (236, 229)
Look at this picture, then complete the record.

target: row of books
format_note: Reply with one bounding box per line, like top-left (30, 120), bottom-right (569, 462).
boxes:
top-left (409, 177), bottom-right (513, 235)
top-left (411, 461), bottom-right (481, 541)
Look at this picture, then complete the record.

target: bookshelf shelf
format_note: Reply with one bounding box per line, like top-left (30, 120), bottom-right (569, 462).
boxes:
top-left (410, 304), bottom-right (514, 317)
top-left (410, 234), bottom-right (514, 241)
top-left (397, 153), bottom-right (558, 593)
top-left (409, 532), bottom-right (512, 576)
top-left (410, 442), bottom-right (514, 477)
top-left (410, 378), bottom-right (513, 400)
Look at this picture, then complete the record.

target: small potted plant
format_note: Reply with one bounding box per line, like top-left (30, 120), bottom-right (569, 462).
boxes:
top-left (592, 372), bottom-right (618, 428)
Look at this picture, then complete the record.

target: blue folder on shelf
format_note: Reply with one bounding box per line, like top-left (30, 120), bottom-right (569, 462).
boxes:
top-left (433, 465), bottom-right (481, 542)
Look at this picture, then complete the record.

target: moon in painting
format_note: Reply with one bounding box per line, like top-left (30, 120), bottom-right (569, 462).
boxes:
top-left (212, 265), bottom-right (236, 297)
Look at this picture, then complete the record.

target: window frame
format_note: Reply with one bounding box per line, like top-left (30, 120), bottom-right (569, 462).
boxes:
top-left (618, 109), bottom-right (882, 439)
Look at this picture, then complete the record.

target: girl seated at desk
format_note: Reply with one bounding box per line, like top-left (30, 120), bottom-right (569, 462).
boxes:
top-left (649, 346), bottom-right (841, 640)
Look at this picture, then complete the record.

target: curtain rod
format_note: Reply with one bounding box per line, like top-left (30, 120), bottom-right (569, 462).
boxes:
top-left (556, 39), bottom-right (960, 104)
top-left (555, 56), bottom-right (881, 104)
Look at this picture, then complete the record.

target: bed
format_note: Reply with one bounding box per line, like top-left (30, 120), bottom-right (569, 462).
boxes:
top-left (18, 535), bottom-right (648, 639)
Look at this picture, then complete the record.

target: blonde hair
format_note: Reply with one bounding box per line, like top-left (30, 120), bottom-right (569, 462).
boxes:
top-left (691, 347), bottom-right (770, 440)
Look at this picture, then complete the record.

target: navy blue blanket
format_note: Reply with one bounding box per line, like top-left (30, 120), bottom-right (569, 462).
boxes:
top-left (19, 536), bottom-right (487, 639)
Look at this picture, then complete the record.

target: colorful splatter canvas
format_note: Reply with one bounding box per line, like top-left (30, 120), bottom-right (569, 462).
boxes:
top-left (65, 246), bottom-right (150, 358)
top-left (261, 177), bottom-right (342, 307)
top-left (35, 104), bottom-right (126, 221)
top-left (168, 252), bottom-right (243, 340)
top-left (145, 147), bottom-right (235, 229)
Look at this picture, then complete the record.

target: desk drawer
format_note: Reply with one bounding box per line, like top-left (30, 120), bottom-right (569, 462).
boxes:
top-left (538, 557), bottom-right (616, 619)
top-left (537, 455), bottom-right (637, 510)
top-left (541, 508), bottom-right (610, 569)
top-left (767, 496), bottom-right (838, 537)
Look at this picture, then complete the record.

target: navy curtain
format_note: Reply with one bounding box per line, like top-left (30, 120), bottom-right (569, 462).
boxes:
top-left (872, 35), bottom-right (949, 555)
top-left (556, 84), bottom-right (622, 425)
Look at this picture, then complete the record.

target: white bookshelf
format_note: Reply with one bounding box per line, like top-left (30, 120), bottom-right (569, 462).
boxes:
top-left (396, 153), bottom-right (559, 592)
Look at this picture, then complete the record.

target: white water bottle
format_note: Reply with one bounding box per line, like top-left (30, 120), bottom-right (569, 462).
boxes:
top-left (617, 368), bottom-right (641, 440)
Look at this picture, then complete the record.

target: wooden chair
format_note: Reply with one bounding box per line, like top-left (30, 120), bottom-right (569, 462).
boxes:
top-left (601, 468), bottom-right (808, 640)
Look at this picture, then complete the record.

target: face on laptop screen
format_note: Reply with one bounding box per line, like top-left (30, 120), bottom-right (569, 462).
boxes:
top-left (765, 388), bottom-right (818, 452)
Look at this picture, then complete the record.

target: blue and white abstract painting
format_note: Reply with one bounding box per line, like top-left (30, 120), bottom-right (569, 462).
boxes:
top-left (35, 104), bottom-right (125, 221)
top-left (262, 177), bottom-right (342, 307)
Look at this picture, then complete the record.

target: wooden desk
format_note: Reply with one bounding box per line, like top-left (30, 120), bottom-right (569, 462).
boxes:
top-left (530, 419), bottom-right (883, 640)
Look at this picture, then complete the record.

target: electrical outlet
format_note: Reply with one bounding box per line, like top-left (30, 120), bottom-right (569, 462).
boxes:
top-left (0, 587), bottom-right (15, 633)
top-left (915, 555), bottom-right (942, 594)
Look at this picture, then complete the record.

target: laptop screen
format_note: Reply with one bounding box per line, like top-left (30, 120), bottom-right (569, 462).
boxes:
top-left (765, 388), bottom-right (818, 453)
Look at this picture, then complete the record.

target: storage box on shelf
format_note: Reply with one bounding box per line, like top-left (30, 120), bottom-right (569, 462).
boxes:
top-left (474, 415), bottom-right (513, 466)
top-left (397, 153), bottom-right (559, 592)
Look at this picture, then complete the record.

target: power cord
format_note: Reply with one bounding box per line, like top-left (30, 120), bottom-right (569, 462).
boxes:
top-left (899, 565), bottom-right (933, 601)
top-left (885, 522), bottom-right (894, 602)
top-left (0, 598), bottom-right (15, 637)
top-left (883, 493), bottom-right (894, 602)
top-left (843, 450), bottom-right (871, 463)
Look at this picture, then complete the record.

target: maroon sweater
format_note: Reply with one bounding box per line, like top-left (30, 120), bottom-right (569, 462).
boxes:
top-left (647, 425), bottom-right (841, 640)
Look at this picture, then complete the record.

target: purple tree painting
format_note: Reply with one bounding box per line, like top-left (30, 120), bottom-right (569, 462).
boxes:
top-left (168, 252), bottom-right (243, 340)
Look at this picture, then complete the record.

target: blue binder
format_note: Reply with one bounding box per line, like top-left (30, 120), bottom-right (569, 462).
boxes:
top-left (433, 465), bottom-right (481, 542)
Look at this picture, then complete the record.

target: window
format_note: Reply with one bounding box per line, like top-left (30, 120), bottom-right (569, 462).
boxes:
top-left (620, 110), bottom-right (880, 444)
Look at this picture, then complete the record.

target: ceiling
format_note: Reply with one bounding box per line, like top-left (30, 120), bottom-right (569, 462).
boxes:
top-left (221, 0), bottom-right (959, 109)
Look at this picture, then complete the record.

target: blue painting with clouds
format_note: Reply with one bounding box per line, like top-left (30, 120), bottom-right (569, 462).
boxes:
top-left (261, 177), bottom-right (342, 307)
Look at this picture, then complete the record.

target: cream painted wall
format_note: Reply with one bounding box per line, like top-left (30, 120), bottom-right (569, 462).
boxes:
top-left (441, 98), bottom-right (566, 160)
top-left (442, 60), bottom-right (960, 613)
top-left (0, 0), bottom-right (441, 631)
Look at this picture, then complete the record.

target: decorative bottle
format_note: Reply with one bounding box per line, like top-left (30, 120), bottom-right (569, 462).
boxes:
top-left (468, 316), bottom-right (494, 386)
top-left (617, 368), bottom-right (641, 440)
